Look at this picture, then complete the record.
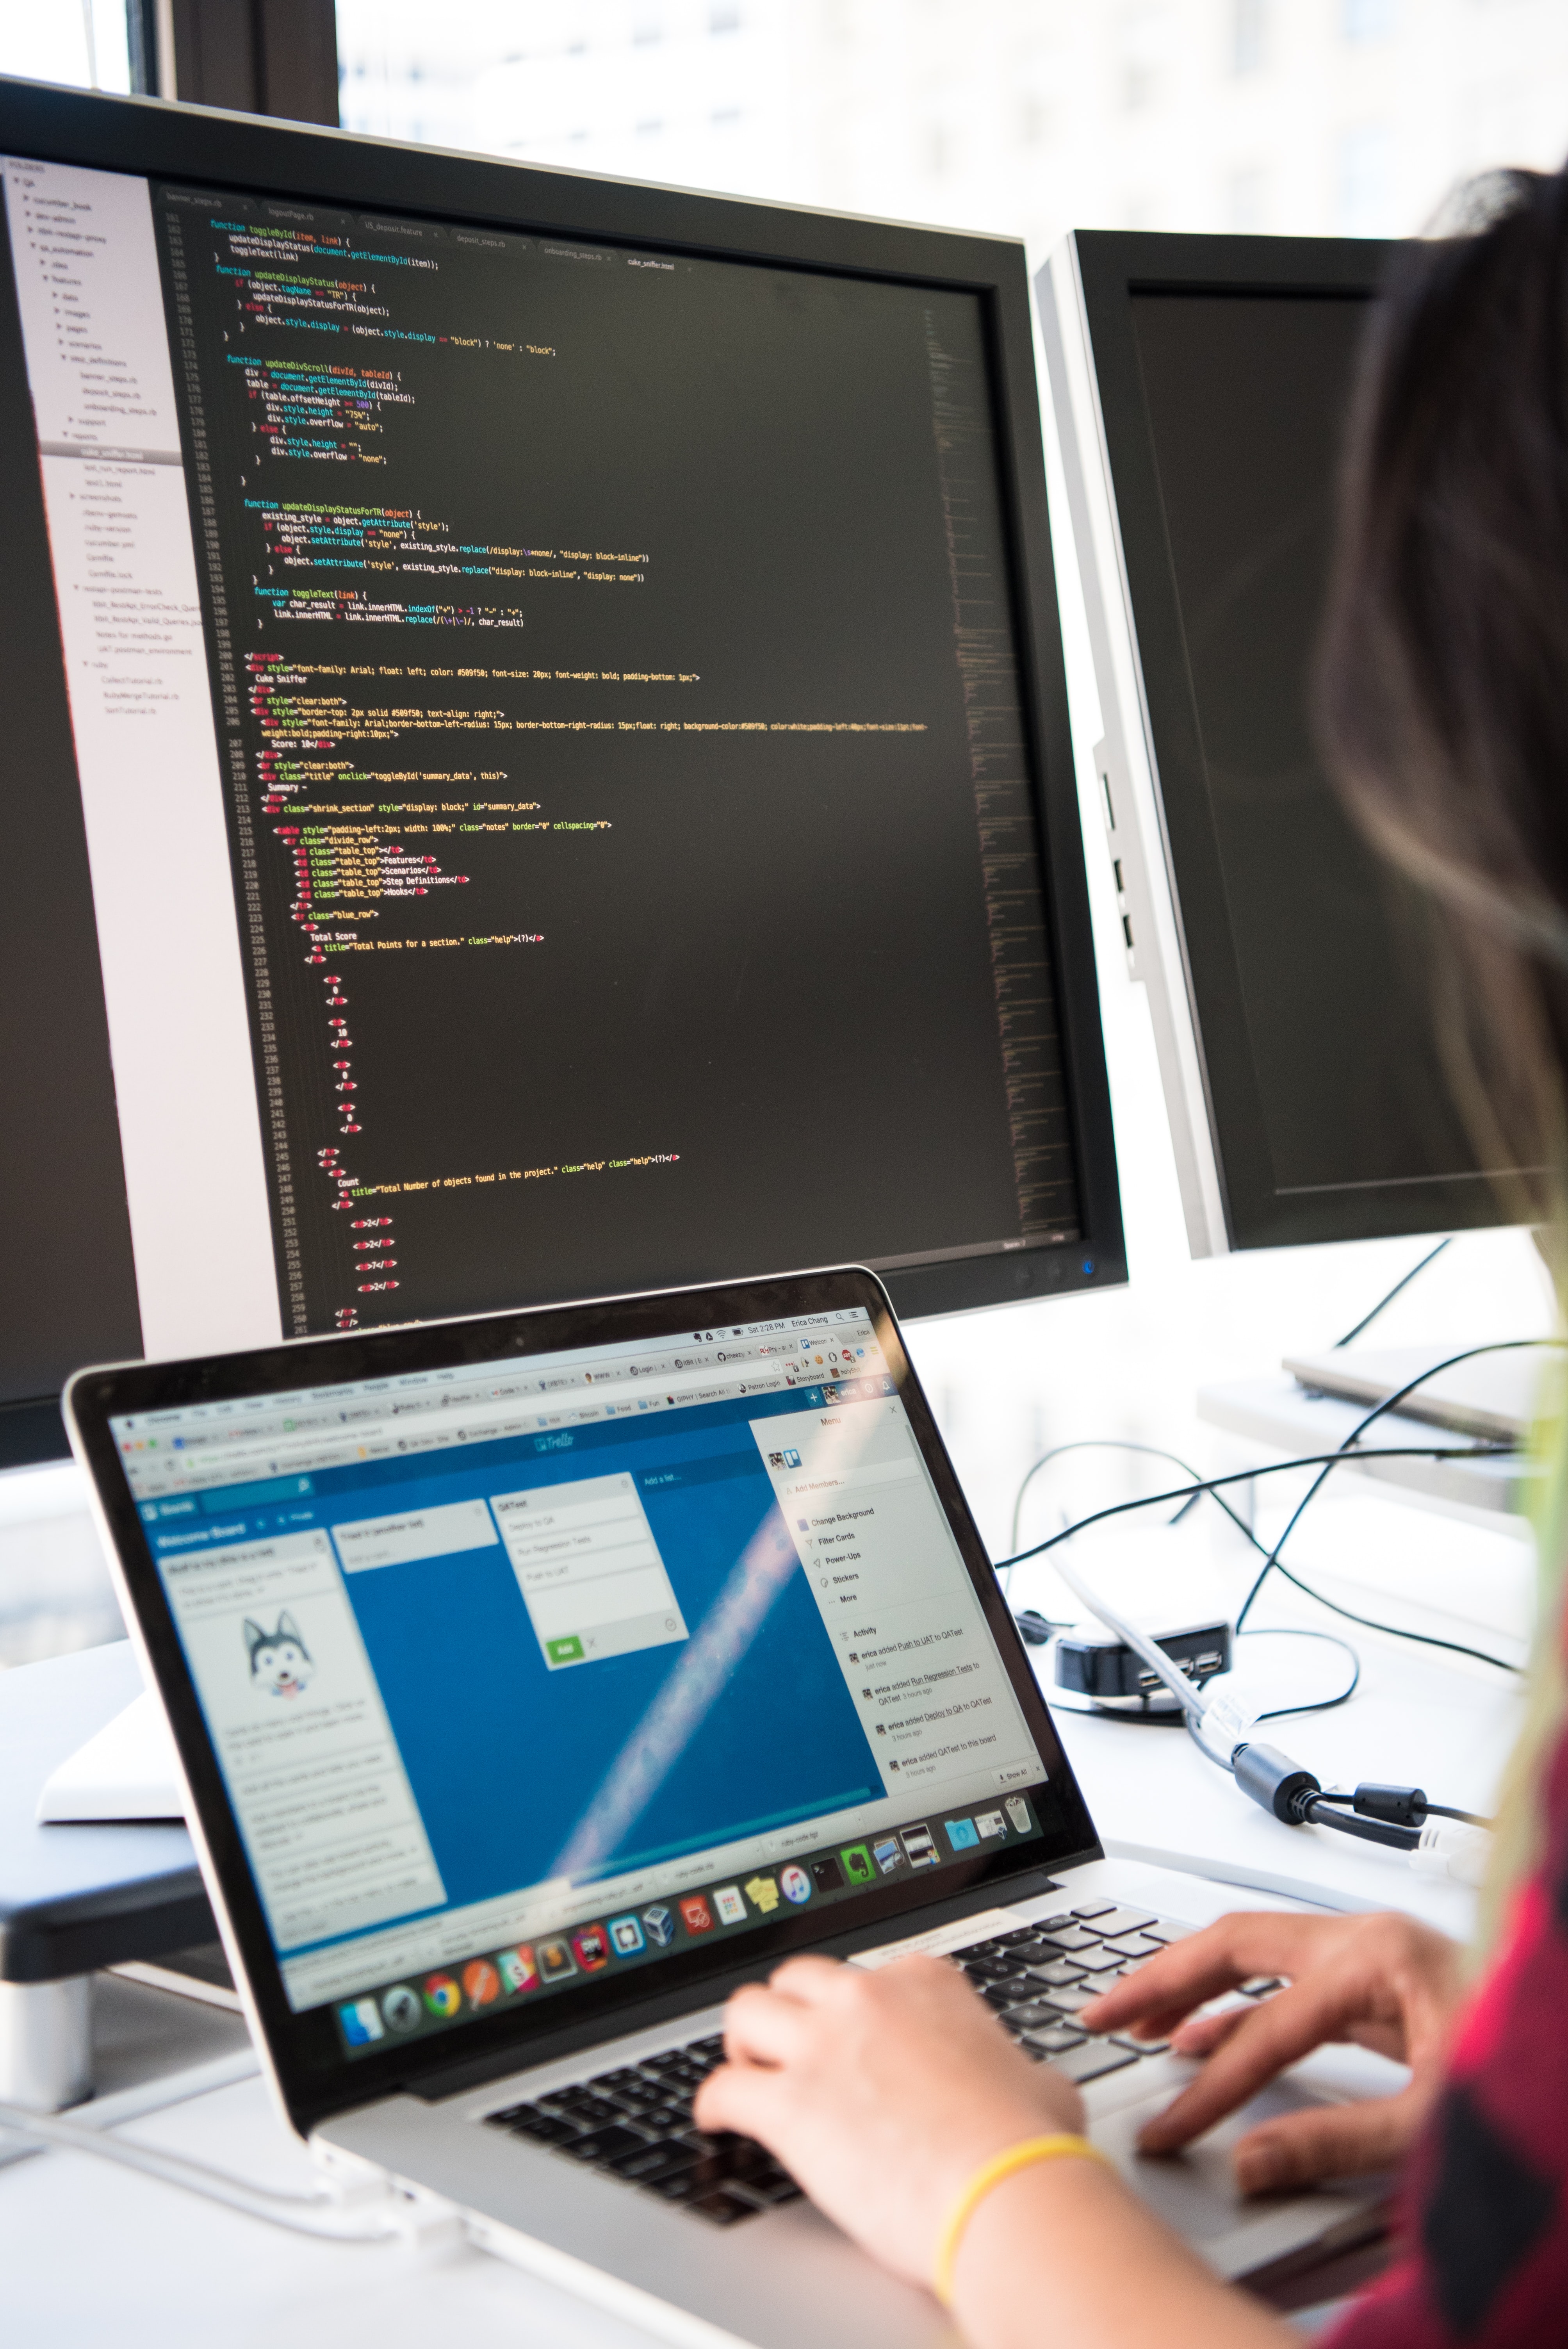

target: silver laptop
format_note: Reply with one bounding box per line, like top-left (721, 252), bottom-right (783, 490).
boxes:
top-left (66, 1266), bottom-right (1389, 2347)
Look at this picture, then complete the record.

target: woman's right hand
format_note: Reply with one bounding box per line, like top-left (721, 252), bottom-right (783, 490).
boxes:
top-left (1078, 1909), bottom-right (1465, 2194)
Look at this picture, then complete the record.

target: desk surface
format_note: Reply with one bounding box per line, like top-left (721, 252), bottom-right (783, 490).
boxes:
top-left (1048, 1629), bottom-right (1515, 1944)
top-left (0, 1608), bottom-right (1518, 2346)
top-left (0, 1863), bottom-right (1378, 2349)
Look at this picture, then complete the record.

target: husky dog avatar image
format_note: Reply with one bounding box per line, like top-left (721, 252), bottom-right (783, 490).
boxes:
top-left (244, 1612), bottom-right (314, 1698)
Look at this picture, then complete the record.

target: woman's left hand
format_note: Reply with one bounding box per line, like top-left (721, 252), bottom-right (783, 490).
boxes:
top-left (691, 1951), bottom-right (1085, 2287)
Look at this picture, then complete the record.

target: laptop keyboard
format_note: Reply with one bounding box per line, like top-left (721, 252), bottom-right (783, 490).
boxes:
top-left (482, 1898), bottom-right (1214, 2224)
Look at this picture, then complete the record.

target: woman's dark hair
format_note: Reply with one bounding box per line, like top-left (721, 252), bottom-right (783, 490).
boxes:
top-left (1316, 165), bottom-right (1568, 1219)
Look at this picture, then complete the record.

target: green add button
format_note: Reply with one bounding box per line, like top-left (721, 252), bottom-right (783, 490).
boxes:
top-left (546, 1635), bottom-right (586, 1665)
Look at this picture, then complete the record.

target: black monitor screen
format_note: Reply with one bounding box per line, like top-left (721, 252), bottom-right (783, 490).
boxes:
top-left (1126, 284), bottom-right (1520, 1244)
top-left (0, 94), bottom-right (1122, 1460)
top-left (167, 198), bottom-right (1076, 1330)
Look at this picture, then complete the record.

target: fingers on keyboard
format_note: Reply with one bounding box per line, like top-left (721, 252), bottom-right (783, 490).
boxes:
top-left (483, 2038), bottom-right (802, 2224)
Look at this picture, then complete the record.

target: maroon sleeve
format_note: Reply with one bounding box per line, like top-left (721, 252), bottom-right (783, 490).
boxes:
top-left (1327, 1723), bottom-right (1568, 2346)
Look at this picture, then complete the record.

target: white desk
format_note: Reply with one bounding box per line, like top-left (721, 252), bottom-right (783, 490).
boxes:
top-left (1, 2053), bottom-right (661, 2349)
top-left (0, 1860), bottom-right (1398, 2349)
top-left (0, 1437), bottom-right (1529, 2347)
top-left (0, 1629), bottom-right (1519, 2348)
top-left (1049, 1633), bottom-right (1513, 1943)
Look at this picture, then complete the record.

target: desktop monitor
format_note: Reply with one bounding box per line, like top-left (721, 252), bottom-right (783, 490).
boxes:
top-left (0, 79), bottom-right (1124, 1466)
top-left (1041, 231), bottom-right (1532, 1257)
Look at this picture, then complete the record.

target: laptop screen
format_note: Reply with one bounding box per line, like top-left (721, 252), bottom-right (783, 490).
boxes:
top-left (109, 1298), bottom-right (1062, 2066)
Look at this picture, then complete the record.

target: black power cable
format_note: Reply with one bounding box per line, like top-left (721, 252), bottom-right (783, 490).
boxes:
top-left (1007, 1438), bottom-right (1360, 1721)
top-left (1231, 1337), bottom-right (1563, 1641)
top-left (1008, 1438), bottom-right (1259, 1559)
top-left (994, 1441), bottom-right (1524, 1675)
top-left (997, 1397), bottom-right (1534, 1846)
top-left (1332, 1236), bottom-right (1452, 1351)
top-left (1005, 1340), bottom-right (1558, 1680)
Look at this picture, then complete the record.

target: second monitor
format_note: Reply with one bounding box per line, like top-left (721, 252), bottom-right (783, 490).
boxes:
top-left (1043, 230), bottom-right (1536, 1257)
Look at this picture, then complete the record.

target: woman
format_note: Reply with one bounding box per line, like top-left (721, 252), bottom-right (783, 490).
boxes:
top-left (692, 164), bottom-right (1568, 2346)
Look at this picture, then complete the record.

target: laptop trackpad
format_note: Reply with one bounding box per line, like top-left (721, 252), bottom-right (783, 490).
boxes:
top-left (1087, 2058), bottom-right (1396, 2260)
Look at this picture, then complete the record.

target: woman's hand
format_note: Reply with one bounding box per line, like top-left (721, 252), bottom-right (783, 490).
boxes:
top-left (691, 1950), bottom-right (1084, 2286)
top-left (693, 1950), bottom-right (1292, 2349)
top-left (1078, 1909), bottom-right (1465, 2193)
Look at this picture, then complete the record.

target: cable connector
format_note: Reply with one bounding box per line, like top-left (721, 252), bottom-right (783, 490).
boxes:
top-left (0, 2098), bottom-right (438, 2241)
top-left (1411, 1818), bottom-right (1492, 1887)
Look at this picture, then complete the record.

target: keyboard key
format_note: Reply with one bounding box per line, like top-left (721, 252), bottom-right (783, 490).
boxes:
top-left (698, 2137), bottom-right (774, 2182)
top-left (689, 2035), bottom-right (725, 2059)
top-left (590, 2068), bottom-right (648, 2094)
top-left (982, 1982), bottom-right (1031, 2010)
top-left (559, 2125), bottom-right (651, 2165)
top-left (611, 2139), bottom-right (700, 2185)
top-left (998, 1999), bottom-right (1066, 2031)
top-left (502, 2107), bottom-right (584, 2146)
top-left (1068, 1900), bottom-right (1116, 1920)
top-left (647, 2169), bottom-right (705, 2203)
top-left (1075, 1907), bottom-right (1156, 1938)
top-left (994, 1928), bottom-right (1043, 1948)
top-left (1033, 1925), bottom-right (1103, 1953)
top-left (1022, 1957), bottom-right (1087, 1988)
top-left (1050, 2040), bottom-right (1140, 2084)
top-left (1036, 1982), bottom-right (1098, 2014)
top-left (1141, 1923), bottom-right (1190, 1945)
top-left (689, 2190), bottom-right (756, 2226)
top-left (1102, 1934), bottom-right (1165, 1961)
top-left (631, 2107), bottom-right (691, 2136)
top-left (1112, 2035), bottom-right (1169, 2055)
top-left (540, 2091), bottom-right (624, 2127)
top-left (1032, 1913), bottom-right (1077, 1933)
top-left (1021, 2023), bottom-right (1086, 2055)
top-left (484, 2102), bottom-right (536, 2129)
top-left (1074, 1947), bottom-right (1130, 1976)
top-left (745, 2171), bottom-right (805, 2205)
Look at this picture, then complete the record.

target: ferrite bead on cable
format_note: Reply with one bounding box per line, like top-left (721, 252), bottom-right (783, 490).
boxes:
top-left (1352, 1782), bottom-right (1427, 1826)
top-left (1232, 1741), bottom-right (1322, 1823)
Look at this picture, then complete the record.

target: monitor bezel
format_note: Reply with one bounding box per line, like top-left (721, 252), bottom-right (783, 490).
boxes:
top-left (64, 1264), bottom-right (1101, 2135)
top-left (0, 77), bottom-right (1126, 1469)
top-left (1062, 228), bottom-right (1518, 1251)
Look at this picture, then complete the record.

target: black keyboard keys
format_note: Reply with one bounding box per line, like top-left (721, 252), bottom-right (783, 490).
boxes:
top-left (558, 2123), bottom-right (649, 2165)
top-left (688, 2190), bottom-right (755, 2225)
top-left (494, 2105), bottom-right (583, 2146)
top-left (610, 2139), bottom-right (700, 2187)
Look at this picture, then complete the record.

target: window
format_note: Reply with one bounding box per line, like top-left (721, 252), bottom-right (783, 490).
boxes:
top-left (0, 0), bottom-right (130, 93)
top-left (1336, 121), bottom-right (1394, 233)
top-left (1119, 4), bottom-right (1169, 114)
top-left (1343, 0), bottom-right (1395, 43)
top-left (1233, 0), bottom-right (1268, 75)
top-left (1228, 163), bottom-right (1269, 231)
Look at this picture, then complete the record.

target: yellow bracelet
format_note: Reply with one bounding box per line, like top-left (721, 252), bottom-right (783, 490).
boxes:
top-left (931, 2133), bottom-right (1114, 2307)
